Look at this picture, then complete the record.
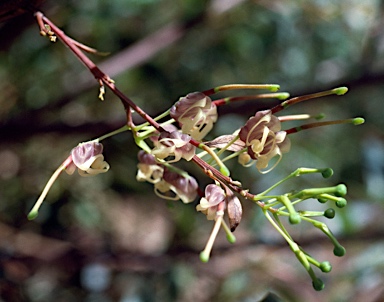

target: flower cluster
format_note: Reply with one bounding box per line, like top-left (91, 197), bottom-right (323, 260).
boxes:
top-left (29, 79), bottom-right (364, 291)
top-left (27, 15), bottom-right (366, 292)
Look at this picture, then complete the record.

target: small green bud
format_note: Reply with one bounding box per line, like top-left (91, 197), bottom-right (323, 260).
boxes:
top-left (199, 251), bottom-right (210, 263)
top-left (353, 117), bottom-right (365, 125)
top-left (332, 86), bottom-right (348, 95)
top-left (324, 208), bottom-right (335, 219)
top-left (27, 210), bottom-right (38, 220)
top-left (333, 245), bottom-right (346, 257)
top-left (315, 113), bottom-right (325, 120)
top-left (289, 213), bottom-right (301, 224)
top-left (312, 278), bottom-right (325, 291)
top-left (335, 184), bottom-right (347, 197)
top-left (226, 232), bottom-right (236, 244)
top-left (317, 198), bottom-right (328, 204)
top-left (277, 92), bottom-right (290, 100)
top-left (220, 165), bottom-right (230, 177)
top-left (335, 198), bottom-right (347, 208)
top-left (320, 261), bottom-right (332, 273)
top-left (269, 84), bottom-right (280, 92)
top-left (321, 168), bottom-right (333, 178)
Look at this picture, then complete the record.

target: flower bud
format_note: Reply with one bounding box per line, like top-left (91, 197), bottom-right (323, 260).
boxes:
top-left (226, 194), bottom-right (242, 232)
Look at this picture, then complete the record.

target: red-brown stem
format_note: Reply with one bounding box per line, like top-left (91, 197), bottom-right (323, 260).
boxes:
top-left (191, 155), bottom-right (265, 208)
top-left (213, 93), bottom-right (287, 106)
top-left (36, 12), bottom-right (164, 132)
top-left (285, 119), bottom-right (352, 135)
top-left (213, 95), bottom-right (263, 106)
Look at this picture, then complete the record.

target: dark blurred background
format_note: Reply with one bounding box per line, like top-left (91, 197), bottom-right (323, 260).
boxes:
top-left (0, 1), bottom-right (383, 301)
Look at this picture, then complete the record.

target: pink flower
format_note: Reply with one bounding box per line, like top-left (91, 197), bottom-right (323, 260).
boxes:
top-left (67, 141), bottom-right (110, 176)
top-left (170, 92), bottom-right (218, 140)
top-left (136, 151), bottom-right (164, 183)
top-left (154, 168), bottom-right (198, 203)
top-left (196, 184), bottom-right (226, 220)
top-left (239, 110), bottom-right (290, 172)
top-left (151, 131), bottom-right (195, 163)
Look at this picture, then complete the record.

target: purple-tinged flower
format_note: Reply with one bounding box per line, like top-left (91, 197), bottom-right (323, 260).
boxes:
top-left (239, 110), bottom-right (291, 172)
top-left (196, 184), bottom-right (226, 220)
top-left (67, 141), bottom-right (110, 176)
top-left (136, 150), bottom-right (164, 184)
top-left (170, 92), bottom-right (218, 140)
top-left (154, 168), bottom-right (198, 204)
top-left (151, 131), bottom-right (195, 163)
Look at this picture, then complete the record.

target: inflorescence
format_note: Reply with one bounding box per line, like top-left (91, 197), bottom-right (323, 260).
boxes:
top-left (29, 12), bottom-right (365, 291)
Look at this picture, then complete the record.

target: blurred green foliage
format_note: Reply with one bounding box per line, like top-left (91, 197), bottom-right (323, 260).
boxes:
top-left (0, 0), bottom-right (384, 301)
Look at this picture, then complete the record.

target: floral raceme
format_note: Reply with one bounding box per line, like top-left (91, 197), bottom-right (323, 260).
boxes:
top-left (26, 47), bottom-right (364, 291)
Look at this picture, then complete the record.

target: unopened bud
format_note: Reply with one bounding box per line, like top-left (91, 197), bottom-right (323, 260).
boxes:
top-left (227, 195), bottom-right (242, 232)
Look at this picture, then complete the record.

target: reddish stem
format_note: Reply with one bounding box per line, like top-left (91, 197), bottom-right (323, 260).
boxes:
top-left (36, 12), bottom-right (163, 132)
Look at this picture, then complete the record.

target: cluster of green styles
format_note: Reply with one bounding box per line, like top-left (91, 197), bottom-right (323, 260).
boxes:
top-left (29, 12), bottom-right (365, 291)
